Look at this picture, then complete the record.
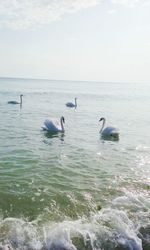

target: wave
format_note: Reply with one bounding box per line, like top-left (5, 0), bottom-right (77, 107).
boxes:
top-left (0, 195), bottom-right (150, 250)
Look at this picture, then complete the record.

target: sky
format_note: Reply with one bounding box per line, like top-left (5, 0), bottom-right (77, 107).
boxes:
top-left (0, 0), bottom-right (150, 83)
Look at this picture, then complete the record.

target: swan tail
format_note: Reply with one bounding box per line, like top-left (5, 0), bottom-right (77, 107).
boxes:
top-left (42, 126), bottom-right (47, 131)
top-left (44, 119), bottom-right (52, 130)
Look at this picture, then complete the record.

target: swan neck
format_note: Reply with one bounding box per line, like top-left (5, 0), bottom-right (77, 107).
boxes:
top-left (20, 95), bottom-right (23, 104)
top-left (75, 98), bottom-right (77, 107)
top-left (100, 118), bottom-right (105, 133)
top-left (60, 117), bottom-right (65, 132)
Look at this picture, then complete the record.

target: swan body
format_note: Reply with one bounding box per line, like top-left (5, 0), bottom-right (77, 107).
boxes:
top-left (66, 98), bottom-right (77, 108)
top-left (42, 116), bottom-right (65, 133)
top-left (8, 94), bottom-right (23, 105)
top-left (99, 117), bottom-right (119, 140)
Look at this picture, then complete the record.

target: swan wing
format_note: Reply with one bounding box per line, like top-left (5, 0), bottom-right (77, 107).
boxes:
top-left (44, 119), bottom-right (59, 132)
top-left (8, 101), bottom-right (19, 104)
top-left (66, 102), bottom-right (74, 107)
top-left (102, 126), bottom-right (119, 136)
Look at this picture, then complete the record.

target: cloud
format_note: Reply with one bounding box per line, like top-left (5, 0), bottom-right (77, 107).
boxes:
top-left (111, 0), bottom-right (148, 7)
top-left (0, 0), bottom-right (99, 30)
top-left (0, 0), bottom-right (148, 30)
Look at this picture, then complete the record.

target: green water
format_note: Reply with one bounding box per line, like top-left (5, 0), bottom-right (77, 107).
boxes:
top-left (0, 78), bottom-right (150, 249)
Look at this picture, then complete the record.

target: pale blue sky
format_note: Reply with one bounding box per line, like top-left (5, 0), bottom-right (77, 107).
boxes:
top-left (0, 0), bottom-right (150, 83)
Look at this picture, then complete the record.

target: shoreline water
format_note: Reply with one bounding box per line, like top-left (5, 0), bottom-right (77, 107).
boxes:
top-left (0, 78), bottom-right (150, 249)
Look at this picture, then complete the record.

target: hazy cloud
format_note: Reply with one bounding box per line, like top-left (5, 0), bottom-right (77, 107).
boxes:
top-left (0, 0), bottom-right (99, 29)
top-left (111, 0), bottom-right (148, 7)
top-left (0, 0), bottom-right (148, 30)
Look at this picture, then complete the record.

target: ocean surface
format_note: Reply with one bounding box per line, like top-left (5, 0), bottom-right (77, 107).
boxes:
top-left (0, 77), bottom-right (150, 250)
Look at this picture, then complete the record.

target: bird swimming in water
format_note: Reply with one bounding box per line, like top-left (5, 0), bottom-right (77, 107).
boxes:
top-left (99, 117), bottom-right (119, 140)
top-left (42, 116), bottom-right (65, 133)
top-left (8, 94), bottom-right (23, 105)
top-left (66, 98), bottom-right (77, 108)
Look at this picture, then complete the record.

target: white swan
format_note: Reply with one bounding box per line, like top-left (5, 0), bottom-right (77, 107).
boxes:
top-left (99, 117), bottom-right (119, 140)
top-left (66, 97), bottom-right (77, 108)
top-left (42, 116), bottom-right (65, 133)
top-left (8, 94), bottom-right (23, 105)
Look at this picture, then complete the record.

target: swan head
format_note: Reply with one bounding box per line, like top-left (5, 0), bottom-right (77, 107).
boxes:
top-left (20, 94), bottom-right (23, 97)
top-left (99, 117), bottom-right (105, 122)
top-left (61, 116), bottom-right (65, 123)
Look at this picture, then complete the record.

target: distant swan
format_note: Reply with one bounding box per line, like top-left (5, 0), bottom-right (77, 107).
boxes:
top-left (99, 117), bottom-right (119, 140)
top-left (8, 94), bottom-right (23, 105)
top-left (42, 116), bottom-right (65, 133)
top-left (66, 98), bottom-right (77, 108)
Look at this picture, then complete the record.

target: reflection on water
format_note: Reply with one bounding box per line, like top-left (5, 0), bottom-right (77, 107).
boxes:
top-left (43, 130), bottom-right (65, 141)
top-left (100, 133), bottom-right (119, 141)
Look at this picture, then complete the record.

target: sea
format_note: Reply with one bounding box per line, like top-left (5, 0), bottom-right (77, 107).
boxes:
top-left (0, 77), bottom-right (150, 250)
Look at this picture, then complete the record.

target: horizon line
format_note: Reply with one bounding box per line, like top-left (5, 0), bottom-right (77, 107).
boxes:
top-left (0, 75), bottom-right (146, 85)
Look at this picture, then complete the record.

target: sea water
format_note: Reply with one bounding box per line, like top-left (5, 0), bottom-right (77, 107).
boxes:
top-left (0, 77), bottom-right (150, 249)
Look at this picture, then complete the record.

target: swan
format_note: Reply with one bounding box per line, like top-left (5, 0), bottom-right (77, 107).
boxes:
top-left (66, 97), bottom-right (77, 108)
top-left (99, 117), bottom-right (119, 140)
top-left (8, 94), bottom-right (23, 105)
top-left (42, 116), bottom-right (65, 133)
